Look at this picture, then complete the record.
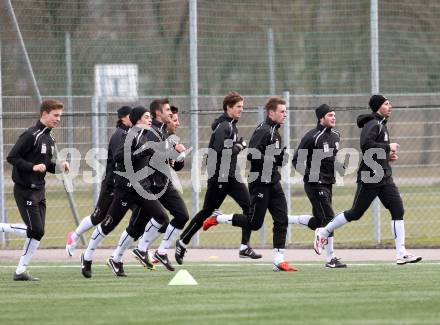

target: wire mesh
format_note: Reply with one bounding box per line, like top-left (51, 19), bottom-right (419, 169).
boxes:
top-left (1, 0), bottom-right (440, 248)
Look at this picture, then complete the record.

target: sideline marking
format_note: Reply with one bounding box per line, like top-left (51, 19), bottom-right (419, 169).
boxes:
top-left (0, 262), bottom-right (438, 268)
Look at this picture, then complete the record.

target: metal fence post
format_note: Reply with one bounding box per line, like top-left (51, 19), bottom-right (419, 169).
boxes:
top-left (65, 32), bottom-right (74, 148)
top-left (371, 0), bottom-right (381, 244)
top-left (267, 28), bottom-right (276, 95)
top-left (371, 0), bottom-right (379, 94)
top-left (257, 105), bottom-right (265, 123)
top-left (282, 91), bottom-right (292, 244)
top-left (0, 40), bottom-right (7, 247)
top-left (91, 96), bottom-right (100, 206)
top-left (99, 99), bottom-right (108, 150)
top-left (189, 0), bottom-right (200, 246)
top-left (256, 106), bottom-right (266, 245)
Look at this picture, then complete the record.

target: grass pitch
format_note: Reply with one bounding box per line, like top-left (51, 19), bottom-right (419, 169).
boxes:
top-left (0, 262), bottom-right (439, 325)
top-left (4, 183), bottom-right (440, 248)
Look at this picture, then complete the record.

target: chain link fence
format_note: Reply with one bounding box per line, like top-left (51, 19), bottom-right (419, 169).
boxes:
top-left (1, 0), bottom-right (440, 248)
top-left (1, 95), bottom-right (439, 248)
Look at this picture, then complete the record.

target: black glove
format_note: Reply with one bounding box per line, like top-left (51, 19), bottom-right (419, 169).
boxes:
top-left (279, 146), bottom-right (286, 157)
top-left (275, 146), bottom-right (287, 165)
top-left (232, 137), bottom-right (247, 155)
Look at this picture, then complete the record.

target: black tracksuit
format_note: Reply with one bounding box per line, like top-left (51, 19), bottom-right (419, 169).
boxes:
top-left (231, 117), bottom-right (289, 249)
top-left (344, 113), bottom-right (404, 222)
top-left (90, 124), bottom-right (130, 225)
top-left (7, 120), bottom-right (57, 241)
top-left (292, 124), bottom-right (342, 231)
top-left (99, 125), bottom-right (168, 235)
top-left (125, 119), bottom-right (189, 240)
top-left (180, 113), bottom-right (253, 246)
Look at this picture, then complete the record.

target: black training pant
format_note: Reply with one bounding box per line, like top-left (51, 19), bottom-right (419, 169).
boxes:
top-left (90, 180), bottom-right (114, 225)
top-left (232, 181), bottom-right (288, 249)
top-left (13, 184), bottom-right (46, 241)
top-left (180, 177), bottom-right (253, 246)
top-left (100, 188), bottom-right (168, 236)
top-left (126, 184), bottom-right (189, 240)
top-left (304, 183), bottom-right (335, 233)
top-left (344, 178), bottom-right (404, 222)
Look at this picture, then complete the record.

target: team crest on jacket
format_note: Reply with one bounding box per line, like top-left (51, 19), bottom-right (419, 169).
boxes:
top-left (41, 143), bottom-right (47, 154)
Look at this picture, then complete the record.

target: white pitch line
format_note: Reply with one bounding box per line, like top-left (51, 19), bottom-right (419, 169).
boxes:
top-left (0, 262), bottom-right (438, 268)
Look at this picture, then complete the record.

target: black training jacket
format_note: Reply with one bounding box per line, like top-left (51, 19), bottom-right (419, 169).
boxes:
top-left (207, 113), bottom-right (241, 180)
top-left (356, 113), bottom-right (392, 184)
top-left (7, 120), bottom-right (56, 189)
top-left (105, 124), bottom-right (130, 191)
top-left (147, 119), bottom-right (184, 188)
top-left (247, 117), bottom-right (287, 184)
top-left (292, 124), bottom-right (341, 184)
top-left (114, 126), bottom-right (155, 192)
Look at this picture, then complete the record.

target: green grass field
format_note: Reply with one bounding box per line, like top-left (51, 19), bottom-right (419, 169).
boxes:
top-left (0, 262), bottom-right (439, 325)
top-left (4, 183), bottom-right (440, 249)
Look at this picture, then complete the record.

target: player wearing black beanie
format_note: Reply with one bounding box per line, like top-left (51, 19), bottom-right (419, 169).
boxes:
top-left (314, 95), bottom-right (422, 266)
